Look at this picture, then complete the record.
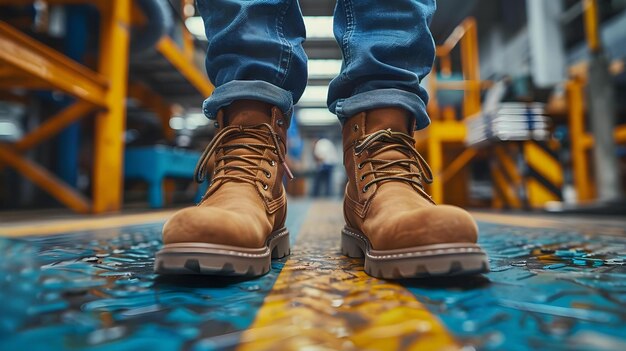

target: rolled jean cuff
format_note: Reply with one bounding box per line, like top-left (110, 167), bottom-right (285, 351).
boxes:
top-left (329, 88), bottom-right (431, 130)
top-left (202, 80), bottom-right (294, 119)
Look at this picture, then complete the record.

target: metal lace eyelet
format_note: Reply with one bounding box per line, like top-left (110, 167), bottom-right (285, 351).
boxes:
top-left (214, 122), bottom-right (219, 128)
top-left (360, 175), bottom-right (365, 181)
top-left (262, 183), bottom-right (269, 190)
top-left (265, 171), bottom-right (271, 179)
top-left (270, 160), bottom-right (276, 166)
top-left (353, 124), bottom-right (359, 132)
top-left (357, 163), bottom-right (363, 169)
top-left (362, 186), bottom-right (369, 193)
top-left (277, 119), bottom-right (284, 127)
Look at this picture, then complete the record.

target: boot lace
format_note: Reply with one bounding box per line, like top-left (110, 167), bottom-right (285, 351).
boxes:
top-left (355, 128), bottom-right (433, 198)
top-left (194, 123), bottom-right (293, 192)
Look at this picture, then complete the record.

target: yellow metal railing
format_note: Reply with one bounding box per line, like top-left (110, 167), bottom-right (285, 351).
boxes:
top-left (415, 17), bottom-right (488, 205)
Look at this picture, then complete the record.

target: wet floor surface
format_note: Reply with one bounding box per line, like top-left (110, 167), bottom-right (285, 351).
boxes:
top-left (1, 201), bottom-right (625, 350)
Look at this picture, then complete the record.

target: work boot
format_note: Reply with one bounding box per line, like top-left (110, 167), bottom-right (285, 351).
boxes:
top-left (155, 100), bottom-right (292, 276)
top-left (341, 108), bottom-right (489, 279)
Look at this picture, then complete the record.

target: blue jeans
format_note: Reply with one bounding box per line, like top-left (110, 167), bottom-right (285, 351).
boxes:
top-left (198, 0), bottom-right (436, 130)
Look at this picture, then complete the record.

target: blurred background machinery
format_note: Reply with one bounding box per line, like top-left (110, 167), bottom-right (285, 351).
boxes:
top-left (0, 0), bottom-right (625, 215)
top-left (0, 0), bottom-right (213, 213)
top-left (416, 0), bottom-right (626, 213)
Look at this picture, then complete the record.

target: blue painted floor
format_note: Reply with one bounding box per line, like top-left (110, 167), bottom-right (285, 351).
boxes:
top-left (0, 201), bottom-right (310, 351)
top-left (1, 201), bottom-right (625, 350)
top-left (406, 221), bottom-right (626, 351)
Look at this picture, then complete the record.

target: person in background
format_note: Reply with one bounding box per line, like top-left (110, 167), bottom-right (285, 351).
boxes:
top-left (155, 0), bottom-right (489, 279)
top-left (312, 138), bottom-right (338, 198)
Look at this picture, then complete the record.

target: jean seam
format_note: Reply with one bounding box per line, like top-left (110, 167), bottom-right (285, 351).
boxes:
top-left (341, 0), bottom-right (355, 71)
top-left (275, 0), bottom-right (292, 88)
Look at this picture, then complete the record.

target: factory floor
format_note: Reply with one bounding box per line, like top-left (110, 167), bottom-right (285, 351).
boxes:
top-left (1, 200), bottom-right (625, 351)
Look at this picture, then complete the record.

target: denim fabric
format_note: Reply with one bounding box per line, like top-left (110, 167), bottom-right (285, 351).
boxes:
top-left (198, 0), bottom-right (436, 130)
top-left (330, 0), bottom-right (436, 129)
top-left (197, 0), bottom-right (307, 119)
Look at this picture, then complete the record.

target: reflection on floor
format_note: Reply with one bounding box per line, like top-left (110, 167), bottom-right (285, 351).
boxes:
top-left (0, 200), bottom-right (625, 350)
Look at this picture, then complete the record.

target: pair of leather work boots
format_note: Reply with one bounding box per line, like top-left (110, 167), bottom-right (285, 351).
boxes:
top-left (155, 101), bottom-right (489, 279)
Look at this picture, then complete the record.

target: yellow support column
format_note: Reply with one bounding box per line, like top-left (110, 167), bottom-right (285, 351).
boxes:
top-left (583, 0), bottom-right (601, 53)
top-left (566, 80), bottom-right (594, 201)
top-left (92, 0), bottom-right (131, 213)
top-left (460, 18), bottom-right (481, 118)
top-left (428, 137), bottom-right (444, 204)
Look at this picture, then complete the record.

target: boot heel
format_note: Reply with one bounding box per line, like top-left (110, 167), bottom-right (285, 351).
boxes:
top-left (271, 232), bottom-right (290, 259)
top-left (341, 232), bottom-right (364, 258)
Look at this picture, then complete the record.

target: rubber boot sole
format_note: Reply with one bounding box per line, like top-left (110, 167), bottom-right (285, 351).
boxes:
top-left (155, 228), bottom-right (290, 276)
top-left (341, 226), bottom-right (489, 279)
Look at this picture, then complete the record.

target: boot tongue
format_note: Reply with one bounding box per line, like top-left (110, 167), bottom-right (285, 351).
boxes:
top-left (364, 108), bottom-right (413, 134)
top-left (225, 100), bottom-right (273, 127)
top-left (215, 101), bottom-right (275, 179)
top-left (363, 108), bottom-right (416, 178)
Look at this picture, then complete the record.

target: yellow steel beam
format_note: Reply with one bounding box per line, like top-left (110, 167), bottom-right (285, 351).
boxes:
top-left (583, 0), bottom-right (601, 53)
top-left (494, 146), bottom-right (522, 186)
top-left (156, 36), bottom-right (214, 97)
top-left (414, 120), bottom-right (468, 203)
top-left (440, 54), bottom-right (452, 76)
top-left (523, 141), bottom-right (563, 208)
top-left (581, 134), bottom-right (594, 149)
top-left (436, 18), bottom-right (475, 58)
top-left (14, 101), bottom-right (96, 152)
top-left (430, 120), bottom-right (467, 142)
top-left (0, 22), bottom-right (108, 107)
top-left (427, 137), bottom-right (444, 204)
top-left (491, 166), bottom-right (522, 209)
top-left (440, 147), bottom-right (477, 184)
top-left (92, 0), bottom-right (131, 213)
top-left (130, 0), bottom-right (149, 26)
top-left (181, 0), bottom-right (196, 60)
top-left (460, 17), bottom-right (481, 117)
top-left (523, 142), bottom-right (564, 187)
top-left (432, 17), bottom-right (487, 125)
top-left (0, 147), bottom-right (90, 213)
top-left (566, 80), bottom-right (594, 201)
top-left (0, 76), bottom-right (50, 90)
top-left (526, 179), bottom-right (557, 208)
top-left (580, 125), bottom-right (626, 148)
top-left (435, 80), bottom-right (492, 91)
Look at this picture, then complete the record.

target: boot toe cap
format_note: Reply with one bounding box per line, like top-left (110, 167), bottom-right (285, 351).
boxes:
top-left (162, 207), bottom-right (266, 248)
top-left (367, 205), bottom-right (478, 250)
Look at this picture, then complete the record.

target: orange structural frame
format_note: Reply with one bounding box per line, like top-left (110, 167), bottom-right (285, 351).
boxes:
top-left (415, 17), bottom-right (485, 205)
top-left (0, 0), bottom-right (214, 213)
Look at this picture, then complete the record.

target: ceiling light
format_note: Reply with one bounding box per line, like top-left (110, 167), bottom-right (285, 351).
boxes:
top-left (298, 86), bottom-right (328, 107)
top-left (185, 16), bottom-right (206, 40)
top-left (296, 108), bottom-right (338, 126)
top-left (308, 59), bottom-right (342, 79)
top-left (303, 16), bottom-right (334, 39)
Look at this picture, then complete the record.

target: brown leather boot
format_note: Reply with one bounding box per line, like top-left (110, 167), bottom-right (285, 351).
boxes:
top-left (341, 108), bottom-right (489, 279)
top-left (155, 100), bottom-right (292, 276)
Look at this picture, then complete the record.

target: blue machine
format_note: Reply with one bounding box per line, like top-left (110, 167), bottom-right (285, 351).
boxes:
top-left (124, 146), bottom-right (207, 208)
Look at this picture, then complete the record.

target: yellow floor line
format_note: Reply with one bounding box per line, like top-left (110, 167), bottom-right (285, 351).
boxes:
top-left (471, 211), bottom-right (564, 228)
top-left (0, 210), bottom-right (176, 237)
top-left (237, 201), bottom-right (459, 351)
